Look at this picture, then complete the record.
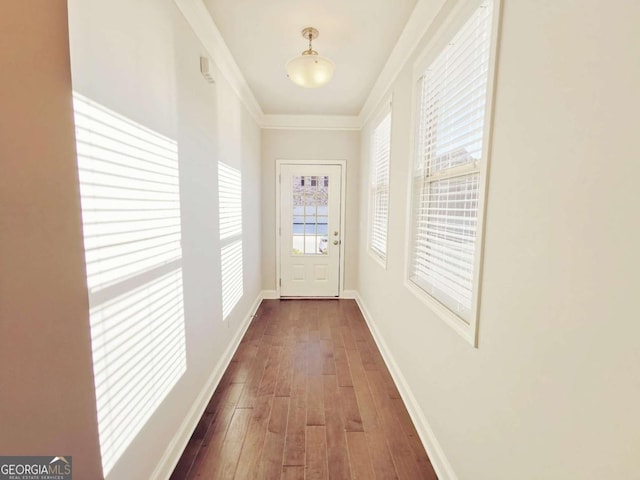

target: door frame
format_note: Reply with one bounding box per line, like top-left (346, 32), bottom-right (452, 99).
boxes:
top-left (275, 159), bottom-right (347, 298)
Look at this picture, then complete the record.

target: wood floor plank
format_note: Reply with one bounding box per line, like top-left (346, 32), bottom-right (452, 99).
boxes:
top-left (317, 303), bottom-right (333, 341)
top-left (283, 341), bottom-right (308, 466)
top-left (343, 347), bottom-right (381, 433)
top-left (355, 339), bottom-right (379, 372)
top-left (366, 370), bottom-right (423, 479)
top-left (323, 375), bottom-right (352, 479)
top-left (333, 345), bottom-right (353, 387)
top-left (366, 431), bottom-right (398, 480)
top-left (340, 324), bottom-right (358, 352)
top-left (169, 441), bottom-right (200, 480)
top-left (211, 408), bottom-right (253, 479)
top-left (191, 412), bottom-right (215, 441)
top-left (275, 344), bottom-right (294, 397)
top-left (170, 408), bottom-right (216, 478)
top-left (258, 345), bottom-right (283, 397)
top-left (258, 396), bottom-right (290, 479)
top-left (195, 383), bottom-right (243, 456)
top-left (306, 375), bottom-right (325, 426)
top-left (307, 338), bottom-right (324, 377)
top-left (283, 398), bottom-right (306, 466)
top-left (190, 424), bottom-right (230, 478)
top-left (378, 368), bottom-right (402, 400)
top-left (293, 326), bottom-right (308, 344)
top-left (338, 386), bottom-right (364, 432)
top-left (234, 395), bottom-right (273, 480)
top-left (190, 405), bottom-right (251, 480)
top-left (329, 324), bottom-right (344, 347)
top-left (237, 341), bottom-right (272, 409)
top-left (172, 300), bottom-right (437, 480)
top-left (203, 381), bottom-right (244, 431)
top-left (321, 340), bottom-right (336, 375)
top-left (291, 342), bottom-right (308, 399)
top-left (230, 340), bottom-right (258, 370)
top-left (306, 426), bottom-right (328, 480)
top-left (281, 466), bottom-right (305, 480)
top-left (244, 315), bottom-right (268, 343)
top-left (346, 432), bottom-right (376, 480)
top-left (200, 402), bottom-right (235, 449)
top-left (392, 398), bottom-right (438, 480)
top-left (210, 408), bottom-right (252, 479)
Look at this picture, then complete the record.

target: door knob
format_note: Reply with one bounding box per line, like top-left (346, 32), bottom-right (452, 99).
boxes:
top-left (333, 231), bottom-right (339, 236)
top-left (333, 240), bottom-right (340, 245)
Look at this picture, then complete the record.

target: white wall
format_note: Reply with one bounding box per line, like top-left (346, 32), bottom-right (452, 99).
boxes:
top-left (67, 0), bottom-right (262, 478)
top-left (261, 129), bottom-right (361, 292)
top-left (0, 3), bottom-right (102, 478)
top-left (357, 1), bottom-right (640, 479)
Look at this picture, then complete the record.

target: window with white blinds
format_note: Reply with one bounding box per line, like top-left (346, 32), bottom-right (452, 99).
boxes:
top-left (218, 161), bottom-right (243, 319)
top-left (409, 0), bottom-right (495, 330)
top-left (369, 111), bottom-right (392, 262)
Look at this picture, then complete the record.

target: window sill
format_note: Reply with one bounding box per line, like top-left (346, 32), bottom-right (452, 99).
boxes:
top-left (367, 249), bottom-right (387, 270)
top-left (404, 280), bottom-right (478, 347)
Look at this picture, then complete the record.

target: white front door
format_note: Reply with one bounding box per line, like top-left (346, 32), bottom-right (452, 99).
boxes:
top-left (279, 164), bottom-right (342, 297)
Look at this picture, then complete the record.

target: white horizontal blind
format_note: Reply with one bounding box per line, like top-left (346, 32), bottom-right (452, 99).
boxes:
top-left (218, 162), bottom-right (243, 319)
top-left (369, 112), bottom-right (392, 261)
top-left (410, 1), bottom-right (493, 323)
top-left (73, 93), bottom-right (186, 475)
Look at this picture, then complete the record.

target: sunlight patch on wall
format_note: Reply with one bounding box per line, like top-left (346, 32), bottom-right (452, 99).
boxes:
top-left (73, 93), bottom-right (186, 476)
top-left (218, 162), bottom-right (243, 319)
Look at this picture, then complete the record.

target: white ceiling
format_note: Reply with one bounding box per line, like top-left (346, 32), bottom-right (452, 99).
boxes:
top-left (203, 0), bottom-right (418, 116)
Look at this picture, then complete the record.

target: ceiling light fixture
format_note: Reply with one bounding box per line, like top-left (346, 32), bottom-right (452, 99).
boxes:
top-left (286, 27), bottom-right (335, 88)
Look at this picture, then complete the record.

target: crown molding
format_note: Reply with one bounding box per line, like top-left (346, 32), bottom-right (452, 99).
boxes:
top-left (173, 0), bottom-right (264, 125)
top-left (358, 0), bottom-right (447, 127)
top-left (175, 0), bottom-right (447, 132)
top-left (262, 114), bottom-right (361, 131)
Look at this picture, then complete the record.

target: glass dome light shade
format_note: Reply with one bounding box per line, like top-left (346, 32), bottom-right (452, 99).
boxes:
top-left (286, 53), bottom-right (335, 88)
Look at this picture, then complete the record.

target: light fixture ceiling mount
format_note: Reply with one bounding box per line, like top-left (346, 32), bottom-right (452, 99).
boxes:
top-left (300, 27), bottom-right (319, 50)
top-left (286, 27), bottom-right (335, 88)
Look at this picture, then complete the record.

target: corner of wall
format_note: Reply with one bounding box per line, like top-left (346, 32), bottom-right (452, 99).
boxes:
top-left (261, 289), bottom-right (278, 299)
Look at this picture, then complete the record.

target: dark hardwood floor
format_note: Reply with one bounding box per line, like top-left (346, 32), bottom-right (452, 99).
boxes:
top-left (171, 299), bottom-right (437, 479)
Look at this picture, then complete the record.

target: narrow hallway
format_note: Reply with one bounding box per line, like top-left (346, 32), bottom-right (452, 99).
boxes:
top-left (171, 299), bottom-right (437, 479)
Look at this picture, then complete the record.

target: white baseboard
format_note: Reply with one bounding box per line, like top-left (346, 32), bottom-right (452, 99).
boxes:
top-left (341, 289), bottom-right (358, 299)
top-left (354, 292), bottom-right (458, 480)
top-left (151, 292), bottom-right (265, 480)
top-left (261, 290), bottom-right (358, 300)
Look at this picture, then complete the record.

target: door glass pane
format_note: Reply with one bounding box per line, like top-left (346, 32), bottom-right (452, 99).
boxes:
top-left (292, 175), bottom-right (329, 255)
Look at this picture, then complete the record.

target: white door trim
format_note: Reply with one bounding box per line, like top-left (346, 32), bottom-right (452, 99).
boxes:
top-left (275, 159), bottom-right (347, 298)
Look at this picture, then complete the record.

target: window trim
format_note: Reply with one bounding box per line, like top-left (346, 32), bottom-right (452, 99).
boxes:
top-left (367, 98), bottom-right (393, 268)
top-left (403, 0), bottom-right (502, 347)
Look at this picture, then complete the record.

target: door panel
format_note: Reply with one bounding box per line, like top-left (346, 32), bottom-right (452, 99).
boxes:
top-left (280, 164), bottom-right (341, 296)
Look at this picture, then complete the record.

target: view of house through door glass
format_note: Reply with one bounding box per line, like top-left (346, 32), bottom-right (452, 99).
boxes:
top-left (280, 164), bottom-right (342, 296)
top-left (292, 174), bottom-right (328, 256)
